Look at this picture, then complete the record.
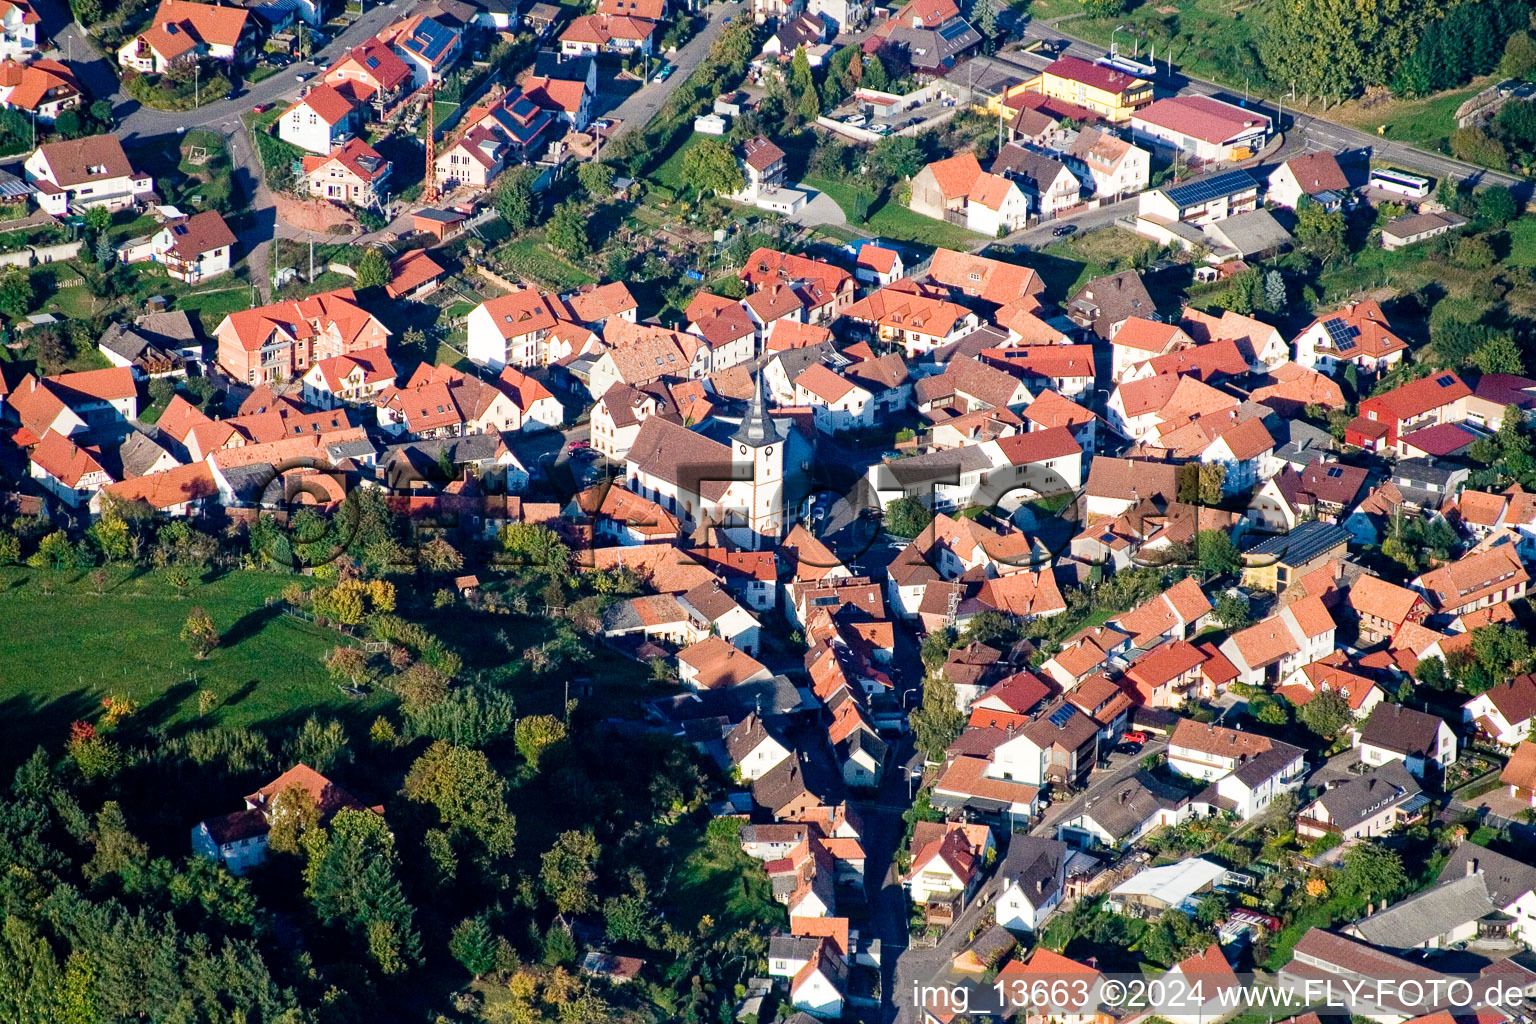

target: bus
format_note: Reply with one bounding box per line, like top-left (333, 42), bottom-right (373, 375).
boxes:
top-left (1097, 53), bottom-right (1157, 78)
top-left (1369, 167), bottom-right (1432, 198)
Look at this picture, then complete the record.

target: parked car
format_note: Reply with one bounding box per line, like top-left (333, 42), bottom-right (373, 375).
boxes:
top-left (1052, 224), bottom-right (1077, 237)
top-left (295, 72), bottom-right (311, 82)
top-left (566, 439), bottom-right (591, 453)
top-left (1122, 731), bottom-right (1149, 744)
top-left (267, 53), bottom-right (292, 67)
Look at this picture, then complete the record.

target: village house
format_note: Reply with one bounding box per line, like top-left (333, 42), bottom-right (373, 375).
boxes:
top-left (192, 764), bottom-right (380, 875)
top-left (24, 134), bottom-right (154, 216)
top-left (0, 59), bottom-right (81, 122)
top-left (117, 0), bottom-right (252, 74)
top-left (300, 346), bottom-right (397, 409)
top-left (993, 836), bottom-right (1069, 934)
top-left (1295, 300), bottom-right (1409, 378)
top-left (1027, 55), bottom-right (1151, 121)
top-left (1296, 760), bottom-right (1423, 841)
top-left (279, 83), bottom-right (363, 156)
top-left (323, 38), bottom-right (414, 117)
top-left (1130, 95), bottom-right (1270, 162)
top-left (559, 11), bottom-right (658, 56)
top-left (1348, 371), bottom-right (1472, 455)
top-left (1357, 703), bottom-right (1457, 780)
top-left (1068, 270), bottom-right (1156, 340)
top-left (214, 288), bottom-right (390, 385)
top-left (302, 137), bottom-right (391, 207)
top-left (1267, 151), bottom-right (1352, 210)
top-left (1063, 126), bottom-right (1150, 198)
top-left (1464, 674), bottom-right (1536, 749)
top-left (1412, 538), bottom-right (1529, 617)
top-left (1347, 573), bottom-right (1429, 645)
top-left (0, 0), bottom-right (38, 61)
top-left (1217, 593), bottom-right (1336, 688)
top-left (992, 143), bottom-right (1082, 219)
top-left (116, 210), bottom-right (235, 285)
top-left (383, 14), bottom-right (462, 86)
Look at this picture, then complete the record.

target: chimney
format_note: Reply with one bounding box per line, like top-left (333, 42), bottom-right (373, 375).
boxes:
top-left (1468, 858), bottom-right (1479, 877)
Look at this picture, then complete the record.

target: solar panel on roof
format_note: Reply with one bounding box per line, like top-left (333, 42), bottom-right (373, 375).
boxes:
top-left (1049, 704), bottom-right (1077, 727)
top-left (1322, 317), bottom-right (1358, 352)
top-left (939, 19), bottom-right (971, 40)
top-left (1164, 169), bottom-right (1256, 207)
top-left (1436, 375), bottom-right (1455, 386)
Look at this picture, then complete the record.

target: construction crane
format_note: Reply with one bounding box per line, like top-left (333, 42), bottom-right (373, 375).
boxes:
top-left (422, 80), bottom-right (439, 204)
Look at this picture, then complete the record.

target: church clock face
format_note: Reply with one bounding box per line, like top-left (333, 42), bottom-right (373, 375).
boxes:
top-left (765, 447), bottom-right (773, 456)
top-left (739, 445), bottom-right (747, 454)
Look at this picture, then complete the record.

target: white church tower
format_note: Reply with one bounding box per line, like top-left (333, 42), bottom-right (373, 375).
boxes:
top-left (730, 371), bottom-right (784, 550)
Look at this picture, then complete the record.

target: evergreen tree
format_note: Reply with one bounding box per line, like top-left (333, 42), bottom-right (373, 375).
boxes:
top-left (449, 914), bottom-right (498, 978)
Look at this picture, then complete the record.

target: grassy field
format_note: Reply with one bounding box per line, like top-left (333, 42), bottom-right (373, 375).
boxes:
top-left (1024, 225), bottom-right (1158, 299)
top-left (1327, 79), bottom-right (1492, 157)
top-left (0, 567), bottom-right (385, 748)
top-left (649, 133), bottom-right (712, 192)
top-left (663, 821), bottom-right (785, 933)
top-left (499, 235), bottom-right (597, 290)
top-left (1027, 0), bottom-right (1272, 97)
top-left (176, 284), bottom-right (257, 333)
top-left (1508, 217), bottom-right (1536, 268)
top-left (803, 174), bottom-right (988, 250)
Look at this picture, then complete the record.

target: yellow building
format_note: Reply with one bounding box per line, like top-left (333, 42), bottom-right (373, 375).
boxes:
top-left (1028, 55), bottom-right (1152, 121)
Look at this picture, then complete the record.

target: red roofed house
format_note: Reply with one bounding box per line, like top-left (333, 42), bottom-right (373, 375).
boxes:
top-left (910, 152), bottom-right (981, 223)
top-left (214, 287), bottom-right (390, 385)
top-left (1412, 539), bottom-right (1529, 618)
top-left (29, 430), bottom-right (112, 505)
top-left (1130, 95), bottom-right (1271, 162)
top-left (300, 345), bottom-right (396, 408)
top-left (192, 763), bottom-right (380, 874)
top-left (94, 461), bottom-right (219, 517)
top-left (0, 59), bottom-right (81, 122)
top-left (116, 209), bottom-right (235, 284)
top-left (560, 12), bottom-right (658, 56)
top-left (279, 83), bottom-right (363, 156)
top-left (855, 243), bottom-right (904, 287)
top-left (384, 248), bottom-right (446, 300)
top-left (1295, 300), bottom-right (1408, 377)
top-left (1464, 674), bottom-right (1536, 749)
top-left (117, 0), bottom-right (252, 73)
top-left (905, 820), bottom-right (994, 904)
top-left (1029, 55), bottom-right (1152, 121)
top-left (1349, 370), bottom-right (1472, 454)
top-left (323, 37), bottom-right (414, 115)
top-left (1267, 151), bottom-right (1352, 210)
top-left (302, 136), bottom-right (391, 207)
top-left (521, 72), bottom-right (592, 130)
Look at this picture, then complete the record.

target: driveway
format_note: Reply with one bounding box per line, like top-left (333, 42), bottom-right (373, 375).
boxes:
top-left (790, 185), bottom-right (850, 228)
top-left (607, 0), bottom-right (746, 139)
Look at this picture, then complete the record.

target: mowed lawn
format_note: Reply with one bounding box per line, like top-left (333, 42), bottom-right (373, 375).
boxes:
top-left (0, 567), bottom-right (384, 746)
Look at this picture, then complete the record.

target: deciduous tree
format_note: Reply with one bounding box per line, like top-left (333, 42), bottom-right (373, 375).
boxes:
top-left (181, 607), bottom-right (219, 659)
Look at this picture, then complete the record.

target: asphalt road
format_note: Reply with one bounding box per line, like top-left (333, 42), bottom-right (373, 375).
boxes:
top-left (1016, 21), bottom-right (1530, 196)
top-left (607, 0), bottom-right (747, 138)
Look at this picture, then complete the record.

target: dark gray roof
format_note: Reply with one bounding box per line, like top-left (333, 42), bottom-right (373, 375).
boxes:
top-left (1359, 703), bottom-right (1447, 758)
top-left (1439, 843), bottom-right (1536, 908)
top-left (1162, 168), bottom-right (1257, 208)
top-left (991, 144), bottom-right (1070, 192)
top-left (725, 713), bottom-right (789, 766)
top-left (1079, 771), bottom-right (1187, 841)
top-left (883, 445), bottom-right (993, 487)
top-left (1243, 520), bottom-right (1350, 563)
top-left (1347, 872), bottom-right (1494, 949)
top-left (1314, 760), bottom-right (1421, 832)
top-left (997, 835), bottom-right (1069, 912)
top-left (326, 438), bottom-right (378, 461)
top-left (116, 430), bottom-right (174, 478)
top-left (1394, 458), bottom-right (1461, 486)
top-left (768, 934), bottom-right (822, 962)
top-left (1231, 739), bottom-right (1305, 786)
top-left (751, 750), bottom-right (845, 817)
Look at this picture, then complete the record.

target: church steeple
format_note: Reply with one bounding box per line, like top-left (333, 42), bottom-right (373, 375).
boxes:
top-left (733, 369), bottom-right (777, 447)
